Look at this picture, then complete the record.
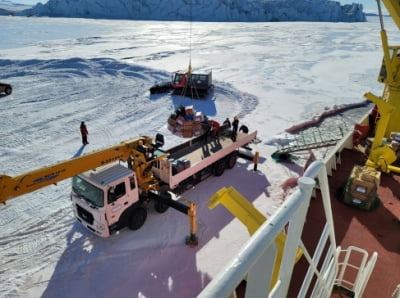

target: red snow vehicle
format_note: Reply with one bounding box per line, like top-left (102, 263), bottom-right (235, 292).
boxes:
top-left (171, 71), bottom-right (212, 98)
top-left (150, 70), bottom-right (213, 99)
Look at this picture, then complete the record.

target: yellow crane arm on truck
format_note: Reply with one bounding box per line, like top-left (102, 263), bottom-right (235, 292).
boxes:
top-left (0, 136), bottom-right (163, 204)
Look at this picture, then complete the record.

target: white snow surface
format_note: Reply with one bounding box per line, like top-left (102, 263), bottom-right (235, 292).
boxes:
top-left (0, 15), bottom-right (394, 298)
top-left (7, 0), bottom-right (366, 22)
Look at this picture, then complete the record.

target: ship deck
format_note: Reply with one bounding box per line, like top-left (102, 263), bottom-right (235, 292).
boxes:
top-left (289, 146), bottom-right (400, 297)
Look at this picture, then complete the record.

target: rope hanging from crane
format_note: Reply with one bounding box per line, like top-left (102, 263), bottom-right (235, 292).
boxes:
top-left (166, 0), bottom-right (214, 138)
top-left (149, 1), bottom-right (214, 138)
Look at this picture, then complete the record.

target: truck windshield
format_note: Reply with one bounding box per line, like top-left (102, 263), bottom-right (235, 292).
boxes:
top-left (72, 176), bottom-right (104, 208)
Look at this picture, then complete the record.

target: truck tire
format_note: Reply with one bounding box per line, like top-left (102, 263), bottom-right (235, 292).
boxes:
top-left (5, 87), bottom-right (12, 95)
top-left (155, 192), bottom-right (170, 213)
top-left (213, 160), bottom-right (225, 176)
top-left (128, 207), bottom-right (147, 230)
top-left (225, 151), bottom-right (237, 169)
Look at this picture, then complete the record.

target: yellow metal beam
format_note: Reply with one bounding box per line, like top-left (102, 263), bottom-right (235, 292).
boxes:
top-left (209, 186), bottom-right (266, 235)
top-left (381, 0), bottom-right (400, 30)
top-left (208, 186), bottom-right (302, 287)
top-left (364, 92), bottom-right (395, 150)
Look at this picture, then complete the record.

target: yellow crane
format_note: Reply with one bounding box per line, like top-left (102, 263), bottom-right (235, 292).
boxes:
top-left (342, 0), bottom-right (400, 210)
top-left (363, 0), bottom-right (400, 173)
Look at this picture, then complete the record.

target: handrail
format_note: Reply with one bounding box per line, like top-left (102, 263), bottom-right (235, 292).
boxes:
top-left (199, 147), bottom-right (377, 297)
top-left (199, 161), bottom-right (322, 298)
top-left (335, 246), bottom-right (378, 297)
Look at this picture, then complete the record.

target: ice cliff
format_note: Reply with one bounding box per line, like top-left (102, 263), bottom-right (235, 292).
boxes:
top-left (15, 0), bottom-right (366, 22)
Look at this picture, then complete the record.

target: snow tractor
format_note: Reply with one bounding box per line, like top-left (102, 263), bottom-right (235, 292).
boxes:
top-left (150, 70), bottom-right (213, 99)
top-left (171, 70), bottom-right (213, 98)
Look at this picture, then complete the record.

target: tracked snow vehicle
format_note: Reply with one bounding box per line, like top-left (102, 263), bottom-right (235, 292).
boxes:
top-left (150, 70), bottom-right (213, 99)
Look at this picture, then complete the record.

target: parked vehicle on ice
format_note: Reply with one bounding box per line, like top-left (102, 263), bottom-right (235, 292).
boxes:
top-left (150, 70), bottom-right (213, 98)
top-left (0, 82), bottom-right (12, 95)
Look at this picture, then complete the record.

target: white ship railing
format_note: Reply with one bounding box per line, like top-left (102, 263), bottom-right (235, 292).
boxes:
top-left (199, 155), bottom-right (377, 297)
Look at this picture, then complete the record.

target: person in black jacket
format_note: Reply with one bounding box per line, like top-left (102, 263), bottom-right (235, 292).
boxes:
top-left (223, 117), bottom-right (231, 128)
top-left (239, 124), bottom-right (249, 134)
top-left (232, 116), bottom-right (239, 141)
top-left (80, 121), bottom-right (89, 145)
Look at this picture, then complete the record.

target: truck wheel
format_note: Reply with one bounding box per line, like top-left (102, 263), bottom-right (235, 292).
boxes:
top-left (213, 160), bottom-right (225, 176)
top-left (155, 192), bottom-right (170, 213)
top-left (225, 152), bottom-right (237, 169)
top-left (5, 87), bottom-right (12, 95)
top-left (128, 207), bottom-right (147, 230)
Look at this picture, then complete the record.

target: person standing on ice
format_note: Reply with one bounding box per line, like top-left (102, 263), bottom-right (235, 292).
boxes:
top-left (223, 118), bottom-right (231, 128)
top-left (239, 124), bottom-right (249, 134)
top-left (232, 116), bottom-right (239, 141)
top-left (80, 121), bottom-right (89, 145)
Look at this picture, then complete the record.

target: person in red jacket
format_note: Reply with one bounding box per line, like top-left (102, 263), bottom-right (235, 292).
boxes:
top-left (80, 121), bottom-right (89, 145)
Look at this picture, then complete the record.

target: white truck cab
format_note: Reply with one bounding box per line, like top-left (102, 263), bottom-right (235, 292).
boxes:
top-left (71, 163), bottom-right (140, 237)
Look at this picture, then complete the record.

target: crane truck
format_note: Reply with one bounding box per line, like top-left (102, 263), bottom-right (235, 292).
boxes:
top-left (0, 128), bottom-right (257, 239)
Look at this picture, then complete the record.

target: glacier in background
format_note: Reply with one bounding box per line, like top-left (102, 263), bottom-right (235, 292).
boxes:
top-left (5, 0), bottom-right (365, 22)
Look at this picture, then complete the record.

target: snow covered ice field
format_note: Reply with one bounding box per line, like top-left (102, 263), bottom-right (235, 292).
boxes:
top-left (0, 16), bottom-right (395, 298)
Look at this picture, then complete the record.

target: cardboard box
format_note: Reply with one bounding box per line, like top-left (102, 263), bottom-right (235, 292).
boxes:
top-left (175, 125), bottom-right (183, 132)
top-left (193, 129), bottom-right (203, 136)
top-left (192, 122), bottom-right (202, 130)
top-left (183, 130), bottom-right (193, 138)
top-left (185, 105), bottom-right (194, 115)
top-left (176, 116), bottom-right (185, 125)
top-left (183, 120), bottom-right (193, 128)
top-left (194, 112), bottom-right (204, 122)
top-left (168, 118), bottom-right (176, 126)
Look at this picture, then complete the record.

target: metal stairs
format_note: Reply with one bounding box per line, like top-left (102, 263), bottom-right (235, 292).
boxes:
top-left (272, 127), bottom-right (345, 158)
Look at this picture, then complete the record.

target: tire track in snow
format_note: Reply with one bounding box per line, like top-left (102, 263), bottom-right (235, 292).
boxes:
top-left (0, 58), bottom-right (259, 296)
top-left (0, 57), bottom-right (261, 298)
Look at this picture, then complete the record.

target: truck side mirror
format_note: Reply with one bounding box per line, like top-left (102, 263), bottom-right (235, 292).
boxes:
top-left (154, 133), bottom-right (164, 148)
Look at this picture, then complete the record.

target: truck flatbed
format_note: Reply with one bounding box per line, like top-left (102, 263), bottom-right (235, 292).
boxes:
top-left (168, 132), bottom-right (250, 163)
top-left (153, 130), bottom-right (258, 189)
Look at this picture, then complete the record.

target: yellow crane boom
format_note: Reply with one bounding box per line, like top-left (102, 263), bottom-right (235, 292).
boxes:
top-left (0, 136), bottom-right (159, 204)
